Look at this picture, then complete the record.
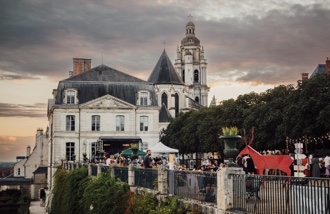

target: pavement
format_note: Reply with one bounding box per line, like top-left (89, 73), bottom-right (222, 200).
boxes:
top-left (29, 200), bottom-right (46, 214)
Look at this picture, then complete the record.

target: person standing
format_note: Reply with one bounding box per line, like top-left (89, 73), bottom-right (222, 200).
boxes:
top-left (324, 153), bottom-right (330, 178)
top-left (143, 149), bottom-right (152, 168)
top-left (311, 154), bottom-right (321, 177)
top-left (246, 155), bottom-right (255, 175)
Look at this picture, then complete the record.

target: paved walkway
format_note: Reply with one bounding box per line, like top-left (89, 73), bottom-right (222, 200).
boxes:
top-left (29, 200), bottom-right (46, 214)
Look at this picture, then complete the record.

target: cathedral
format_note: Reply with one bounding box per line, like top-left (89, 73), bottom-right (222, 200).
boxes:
top-left (47, 21), bottom-right (209, 186)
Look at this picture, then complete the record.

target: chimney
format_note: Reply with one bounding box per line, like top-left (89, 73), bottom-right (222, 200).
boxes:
top-left (72, 58), bottom-right (92, 76)
top-left (301, 73), bottom-right (309, 81)
top-left (26, 146), bottom-right (31, 157)
top-left (326, 57), bottom-right (330, 74)
top-left (37, 128), bottom-right (43, 136)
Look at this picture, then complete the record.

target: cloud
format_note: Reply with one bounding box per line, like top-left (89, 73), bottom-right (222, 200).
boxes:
top-left (0, 136), bottom-right (34, 162)
top-left (0, 0), bottom-right (329, 86)
top-left (0, 74), bottom-right (40, 80)
top-left (0, 103), bottom-right (47, 118)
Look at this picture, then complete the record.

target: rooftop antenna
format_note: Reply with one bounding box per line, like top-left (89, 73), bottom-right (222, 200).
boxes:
top-left (163, 40), bottom-right (166, 50)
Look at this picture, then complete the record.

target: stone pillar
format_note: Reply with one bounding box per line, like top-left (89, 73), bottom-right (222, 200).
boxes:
top-left (158, 165), bottom-right (168, 194)
top-left (217, 167), bottom-right (244, 211)
top-left (97, 164), bottom-right (102, 175)
top-left (88, 164), bottom-right (92, 176)
top-left (128, 164), bottom-right (135, 186)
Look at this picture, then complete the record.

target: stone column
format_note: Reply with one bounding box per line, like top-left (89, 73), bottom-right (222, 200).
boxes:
top-left (158, 165), bottom-right (168, 194)
top-left (128, 164), bottom-right (135, 186)
top-left (217, 167), bottom-right (244, 211)
top-left (97, 163), bottom-right (103, 175)
top-left (88, 164), bottom-right (92, 176)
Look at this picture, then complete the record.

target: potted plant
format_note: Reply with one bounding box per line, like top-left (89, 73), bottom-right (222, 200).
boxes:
top-left (82, 152), bottom-right (88, 163)
top-left (130, 143), bottom-right (139, 160)
top-left (219, 126), bottom-right (242, 167)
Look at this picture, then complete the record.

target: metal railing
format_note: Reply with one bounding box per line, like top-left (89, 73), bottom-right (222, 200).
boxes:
top-left (90, 164), bottom-right (97, 176)
top-left (113, 166), bottom-right (128, 182)
top-left (168, 170), bottom-right (217, 205)
top-left (134, 168), bottom-right (158, 190)
top-left (231, 174), bottom-right (330, 214)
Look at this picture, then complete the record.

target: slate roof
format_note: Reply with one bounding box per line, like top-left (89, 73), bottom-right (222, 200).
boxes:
top-left (0, 178), bottom-right (32, 185)
top-left (159, 103), bottom-right (172, 122)
top-left (65, 64), bottom-right (147, 82)
top-left (148, 50), bottom-right (184, 85)
top-left (310, 64), bottom-right (326, 78)
top-left (55, 64), bottom-right (158, 106)
top-left (33, 167), bottom-right (48, 174)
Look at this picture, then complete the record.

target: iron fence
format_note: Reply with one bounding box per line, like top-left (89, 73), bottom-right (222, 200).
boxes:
top-left (168, 170), bottom-right (217, 204)
top-left (101, 165), bottom-right (109, 173)
top-left (231, 174), bottom-right (330, 214)
top-left (114, 166), bottom-right (128, 182)
top-left (134, 168), bottom-right (158, 190)
top-left (90, 164), bottom-right (97, 176)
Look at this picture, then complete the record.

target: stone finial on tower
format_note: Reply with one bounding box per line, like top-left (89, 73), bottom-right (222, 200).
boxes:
top-left (209, 95), bottom-right (217, 107)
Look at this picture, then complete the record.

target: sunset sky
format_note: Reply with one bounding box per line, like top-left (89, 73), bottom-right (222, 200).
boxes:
top-left (1, 0), bottom-right (329, 162)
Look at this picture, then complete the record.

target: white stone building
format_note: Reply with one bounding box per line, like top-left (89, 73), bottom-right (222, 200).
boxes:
top-left (174, 21), bottom-right (209, 106)
top-left (13, 128), bottom-right (48, 179)
top-left (47, 21), bottom-right (209, 187)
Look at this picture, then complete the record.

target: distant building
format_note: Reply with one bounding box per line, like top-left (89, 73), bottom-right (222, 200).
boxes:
top-left (1, 128), bottom-right (49, 199)
top-left (302, 57), bottom-right (330, 80)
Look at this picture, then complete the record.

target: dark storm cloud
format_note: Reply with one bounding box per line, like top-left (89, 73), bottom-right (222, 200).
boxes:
top-left (0, 1), bottom-right (329, 85)
top-left (0, 74), bottom-right (40, 80)
top-left (0, 102), bottom-right (47, 117)
top-left (201, 4), bottom-right (330, 85)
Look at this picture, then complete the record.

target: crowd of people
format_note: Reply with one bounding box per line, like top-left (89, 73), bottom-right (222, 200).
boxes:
top-left (102, 147), bottom-right (330, 178)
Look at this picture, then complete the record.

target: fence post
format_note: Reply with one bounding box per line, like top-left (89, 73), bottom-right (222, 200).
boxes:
top-left (97, 163), bottom-right (102, 175)
top-left (217, 167), bottom-right (244, 211)
top-left (128, 164), bottom-right (135, 186)
top-left (158, 165), bottom-right (168, 194)
top-left (88, 164), bottom-right (92, 176)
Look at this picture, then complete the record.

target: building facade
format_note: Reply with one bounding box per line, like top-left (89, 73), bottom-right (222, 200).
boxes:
top-left (47, 21), bottom-right (209, 187)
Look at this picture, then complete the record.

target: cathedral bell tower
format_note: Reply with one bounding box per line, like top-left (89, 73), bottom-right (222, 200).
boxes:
top-left (174, 21), bottom-right (209, 106)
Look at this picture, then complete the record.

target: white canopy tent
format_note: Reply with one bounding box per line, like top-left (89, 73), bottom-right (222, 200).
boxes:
top-left (149, 142), bottom-right (178, 153)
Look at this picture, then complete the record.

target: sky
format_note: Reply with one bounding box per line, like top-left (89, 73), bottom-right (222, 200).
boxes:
top-left (0, 0), bottom-right (329, 162)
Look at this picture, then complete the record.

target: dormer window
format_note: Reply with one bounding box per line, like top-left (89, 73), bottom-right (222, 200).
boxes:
top-left (138, 91), bottom-right (150, 106)
top-left (64, 89), bottom-right (78, 104)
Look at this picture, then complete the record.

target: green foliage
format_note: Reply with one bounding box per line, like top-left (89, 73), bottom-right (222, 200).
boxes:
top-left (81, 172), bottom-right (130, 214)
top-left (128, 191), bottom-right (185, 214)
top-left (51, 168), bottom-right (192, 214)
top-left (162, 74), bottom-right (330, 153)
top-left (221, 127), bottom-right (239, 136)
top-left (50, 166), bottom-right (89, 214)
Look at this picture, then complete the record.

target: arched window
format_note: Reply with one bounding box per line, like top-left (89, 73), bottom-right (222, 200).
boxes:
top-left (195, 97), bottom-right (200, 104)
top-left (91, 115), bottom-right (100, 131)
top-left (175, 93), bottom-right (179, 117)
top-left (161, 93), bottom-right (168, 107)
top-left (182, 70), bottom-right (185, 82)
top-left (194, 70), bottom-right (199, 83)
